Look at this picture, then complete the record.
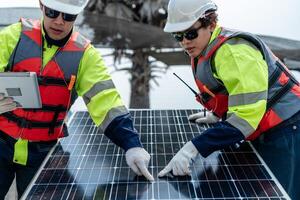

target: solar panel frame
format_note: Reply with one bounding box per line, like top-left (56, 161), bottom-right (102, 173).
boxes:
top-left (21, 109), bottom-right (291, 200)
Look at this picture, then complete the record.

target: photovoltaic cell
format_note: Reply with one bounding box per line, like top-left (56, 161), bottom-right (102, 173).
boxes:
top-left (22, 110), bottom-right (290, 200)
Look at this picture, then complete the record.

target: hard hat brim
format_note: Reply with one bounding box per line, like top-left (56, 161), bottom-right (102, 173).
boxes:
top-left (164, 19), bottom-right (197, 33)
top-left (40, 0), bottom-right (87, 15)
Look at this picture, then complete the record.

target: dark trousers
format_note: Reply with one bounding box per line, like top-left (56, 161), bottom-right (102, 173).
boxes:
top-left (252, 111), bottom-right (300, 200)
top-left (0, 131), bottom-right (56, 200)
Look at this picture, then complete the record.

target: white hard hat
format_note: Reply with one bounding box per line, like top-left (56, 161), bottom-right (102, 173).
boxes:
top-left (164, 0), bottom-right (217, 33)
top-left (40, 0), bottom-right (89, 15)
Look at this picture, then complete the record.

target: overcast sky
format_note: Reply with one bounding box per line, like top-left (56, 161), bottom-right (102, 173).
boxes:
top-left (214, 0), bottom-right (300, 41)
top-left (2, 0), bottom-right (299, 40)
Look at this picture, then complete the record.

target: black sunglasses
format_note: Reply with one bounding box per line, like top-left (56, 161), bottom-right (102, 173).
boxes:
top-left (172, 25), bottom-right (203, 42)
top-left (44, 6), bottom-right (77, 22)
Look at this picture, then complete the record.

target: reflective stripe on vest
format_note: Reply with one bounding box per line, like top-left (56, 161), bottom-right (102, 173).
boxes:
top-left (0, 18), bottom-right (90, 141)
top-left (192, 27), bottom-right (300, 140)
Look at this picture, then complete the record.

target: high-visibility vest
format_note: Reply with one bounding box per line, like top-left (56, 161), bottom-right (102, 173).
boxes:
top-left (0, 18), bottom-right (90, 141)
top-left (193, 27), bottom-right (300, 140)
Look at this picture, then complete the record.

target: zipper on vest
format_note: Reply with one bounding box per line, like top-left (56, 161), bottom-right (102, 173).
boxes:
top-left (40, 48), bottom-right (61, 76)
top-left (40, 36), bottom-right (63, 76)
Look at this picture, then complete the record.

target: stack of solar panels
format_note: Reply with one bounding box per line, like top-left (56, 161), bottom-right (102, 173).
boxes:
top-left (22, 110), bottom-right (290, 200)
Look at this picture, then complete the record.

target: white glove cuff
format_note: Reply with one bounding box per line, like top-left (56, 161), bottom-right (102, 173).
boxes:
top-left (184, 141), bottom-right (199, 160)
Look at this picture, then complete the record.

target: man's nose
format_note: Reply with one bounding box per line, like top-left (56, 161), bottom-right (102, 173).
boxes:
top-left (53, 13), bottom-right (65, 24)
top-left (181, 37), bottom-right (190, 45)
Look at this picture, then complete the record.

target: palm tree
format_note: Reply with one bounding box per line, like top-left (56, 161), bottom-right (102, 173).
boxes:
top-left (82, 0), bottom-right (171, 108)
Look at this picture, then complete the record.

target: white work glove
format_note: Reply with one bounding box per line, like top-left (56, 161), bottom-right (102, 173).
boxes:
top-left (188, 110), bottom-right (219, 124)
top-left (125, 147), bottom-right (154, 181)
top-left (158, 141), bottom-right (199, 176)
top-left (0, 94), bottom-right (17, 114)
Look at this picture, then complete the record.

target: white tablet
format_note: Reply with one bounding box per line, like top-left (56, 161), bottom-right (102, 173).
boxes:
top-left (0, 72), bottom-right (42, 108)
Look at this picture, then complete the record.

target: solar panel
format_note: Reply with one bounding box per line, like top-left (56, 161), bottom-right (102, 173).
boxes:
top-left (22, 109), bottom-right (290, 200)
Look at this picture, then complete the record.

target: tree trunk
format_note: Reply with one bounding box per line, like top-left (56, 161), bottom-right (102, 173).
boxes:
top-left (129, 49), bottom-right (150, 108)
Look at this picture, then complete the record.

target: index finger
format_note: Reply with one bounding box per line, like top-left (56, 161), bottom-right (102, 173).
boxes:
top-left (158, 164), bottom-right (172, 177)
top-left (188, 112), bottom-right (205, 121)
top-left (136, 160), bottom-right (154, 181)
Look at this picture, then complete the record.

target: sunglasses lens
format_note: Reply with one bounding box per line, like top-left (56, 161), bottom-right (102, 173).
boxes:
top-left (63, 14), bottom-right (77, 22)
top-left (44, 6), bottom-right (77, 22)
top-left (172, 27), bottom-right (200, 42)
top-left (185, 29), bottom-right (198, 40)
top-left (45, 7), bottom-right (59, 18)
top-left (172, 33), bottom-right (184, 42)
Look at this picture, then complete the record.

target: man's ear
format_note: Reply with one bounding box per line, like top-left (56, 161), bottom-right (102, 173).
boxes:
top-left (209, 21), bottom-right (217, 33)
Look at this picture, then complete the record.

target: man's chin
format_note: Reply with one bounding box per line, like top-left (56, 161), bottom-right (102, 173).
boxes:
top-left (186, 49), bottom-right (200, 58)
top-left (188, 52), bottom-right (199, 58)
top-left (49, 34), bottom-right (64, 41)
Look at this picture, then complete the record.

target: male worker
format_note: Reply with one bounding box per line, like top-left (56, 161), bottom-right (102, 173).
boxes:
top-left (158, 0), bottom-right (300, 199)
top-left (0, 0), bottom-right (153, 198)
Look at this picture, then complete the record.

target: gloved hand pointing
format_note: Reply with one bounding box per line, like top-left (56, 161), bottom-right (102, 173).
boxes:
top-left (0, 94), bottom-right (17, 114)
top-left (188, 110), bottom-right (219, 124)
top-left (125, 147), bottom-right (154, 181)
top-left (158, 141), bottom-right (199, 176)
